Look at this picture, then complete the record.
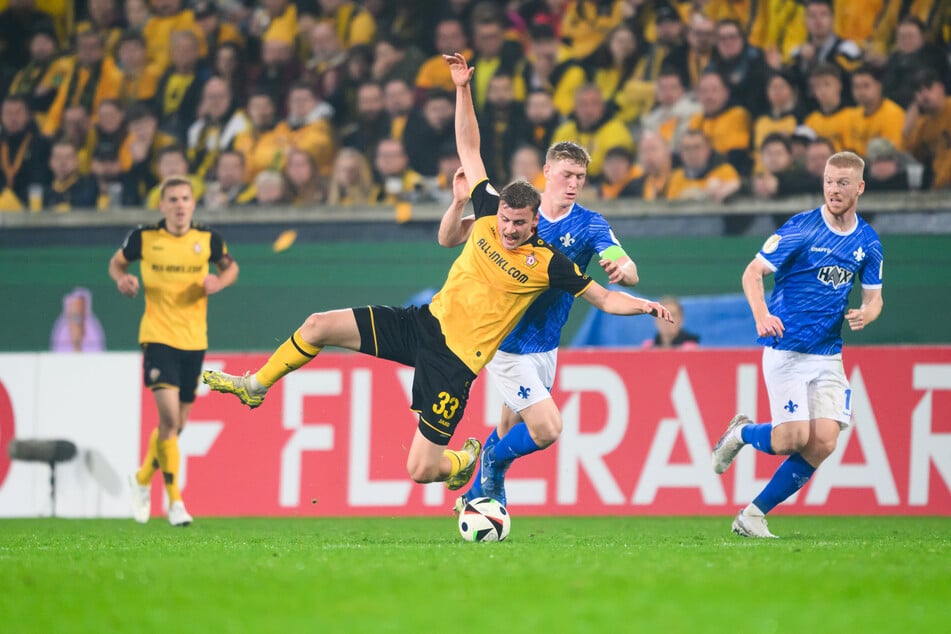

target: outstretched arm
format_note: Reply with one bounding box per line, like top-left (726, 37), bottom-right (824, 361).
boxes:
top-left (444, 52), bottom-right (488, 185)
top-left (742, 257), bottom-right (784, 338)
top-left (580, 282), bottom-right (672, 321)
top-left (438, 166), bottom-right (476, 247)
top-left (845, 287), bottom-right (883, 331)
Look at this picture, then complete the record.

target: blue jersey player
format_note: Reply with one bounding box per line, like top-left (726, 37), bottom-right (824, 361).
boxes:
top-left (712, 151), bottom-right (884, 538)
top-left (440, 53), bottom-right (642, 510)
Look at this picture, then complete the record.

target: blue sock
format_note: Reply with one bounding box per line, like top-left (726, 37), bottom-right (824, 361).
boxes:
top-left (493, 422), bottom-right (541, 465)
top-left (741, 423), bottom-right (775, 454)
top-left (467, 429), bottom-right (499, 498)
top-left (752, 453), bottom-right (816, 514)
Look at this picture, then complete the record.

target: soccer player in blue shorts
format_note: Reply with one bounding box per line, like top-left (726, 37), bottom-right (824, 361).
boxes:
top-left (440, 53), bottom-right (640, 510)
top-left (711, 150), bottom-right (884, 537)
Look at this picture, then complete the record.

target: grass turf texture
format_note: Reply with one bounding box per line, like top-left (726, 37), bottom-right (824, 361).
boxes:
top-left (1, 516), bottom-right (946, 633)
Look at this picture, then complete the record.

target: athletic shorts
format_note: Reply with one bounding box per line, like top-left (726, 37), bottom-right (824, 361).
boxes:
top-left (762, 347), bottom-right (852, 428)
top-left (484, 349), bottom-right (557, 413)
top-left (353, 305), bottom-right (477, 446)
top-left (142, 343), bottom-right (205, 403)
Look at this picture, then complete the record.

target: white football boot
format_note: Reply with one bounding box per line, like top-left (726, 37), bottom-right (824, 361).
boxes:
top-left (168, 501), bottom-right (194, 527)
top-left (128, 474), bottom-right (151, 524)
top-left (732, 510), bottom-right (778, 538)
top-left (712, 414), bottom-right (752, 474)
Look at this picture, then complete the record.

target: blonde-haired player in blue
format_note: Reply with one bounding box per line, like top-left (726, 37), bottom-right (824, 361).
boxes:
top-left (712, 150), bottom-right (884, 538)
top-left (441, 52), bottom-right (640, 510)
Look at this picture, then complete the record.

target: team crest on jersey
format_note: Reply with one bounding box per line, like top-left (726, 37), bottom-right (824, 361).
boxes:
top-left (762, 234), bottom-right (781, 254)
top-left (560, 233), bottom-right (575, 248)
top-left (853, 246), bottom-right (865, 262)
top-left (817, 265), bottom-right (854, 289)
top-left (525, 252), bottom-right (538, 268)
top-left (193, 242), bottom-right (202, 254)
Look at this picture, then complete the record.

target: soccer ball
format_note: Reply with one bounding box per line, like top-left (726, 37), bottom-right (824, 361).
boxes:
top-left (458, 497), bottom-right (511, 542)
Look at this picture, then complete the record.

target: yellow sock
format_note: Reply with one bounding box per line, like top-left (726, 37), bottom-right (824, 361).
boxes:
top-left (157, 436), bottom-right (183, 504)
top-left (443, 449), bottom-right (470, 478)
top-left (135, 428), bottom-right (159, 486)
top-left (254, 329), bottom-right (322, 387)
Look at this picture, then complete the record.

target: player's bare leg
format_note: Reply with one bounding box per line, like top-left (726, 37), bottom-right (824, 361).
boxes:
top-left (406, 429), bottom-right (480, 489)
top-left (203, 309), bottom-right (362, 408)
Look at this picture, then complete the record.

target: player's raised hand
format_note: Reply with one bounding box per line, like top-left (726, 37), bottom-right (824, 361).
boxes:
top-left (452, 166), bottom-right (470, 202)
top-left (443, 52), bottom-right (474, 87)
top-left (116, 274), bottom-right (139, 298)
top-left (845, 308), bottom-right (866, 331)
top-left (755, 313), bottom-right (785, 338)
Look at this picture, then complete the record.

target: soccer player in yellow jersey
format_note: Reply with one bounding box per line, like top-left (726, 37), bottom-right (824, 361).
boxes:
top-left (109, 176), bottom-right (239, 526)
top-left (202, 167), bottom-right (672, 495)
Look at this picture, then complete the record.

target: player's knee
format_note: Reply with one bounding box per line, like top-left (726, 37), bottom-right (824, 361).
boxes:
top-left (530, 416), bottom-right (562, 448)
top-left (810, 435), bottom-right (838, 462)
top-left (300, 312), bottom-right (328, 341)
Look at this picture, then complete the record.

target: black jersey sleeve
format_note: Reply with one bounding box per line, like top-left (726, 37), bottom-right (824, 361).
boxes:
top-left (470, 178), bottom-right (501, 219)
top-left (120, 227), bottom-right (143, 262)
top-left (546, 246), bottom-right (594, 297)
top-left (209, 230), bottom-right (227, 262)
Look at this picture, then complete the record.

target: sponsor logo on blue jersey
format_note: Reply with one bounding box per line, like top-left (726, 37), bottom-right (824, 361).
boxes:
top-left (817, 265), bottom-right (854, 289)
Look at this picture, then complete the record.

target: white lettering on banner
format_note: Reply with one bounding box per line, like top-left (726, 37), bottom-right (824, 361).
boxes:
top-left (349, 369), bottom-right (412, 506)
top-left (807, 368), bottom-right (899, 505)
top-left (910, 364), bottom-right (951, 505)
top-left (557, 365), bottom-right (627, 505)
top-left (176, 421), bottom-right (223, 492)
top-left (731, 363), bottom-right (771, 504)
top-left (279, 371), bottom-right (338, 507)
top-left (633, 368), bottom-right (726, 505)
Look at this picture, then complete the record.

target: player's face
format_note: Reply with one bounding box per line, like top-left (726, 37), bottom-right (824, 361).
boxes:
top-left (823, 165), bottom-right (864, 217)
top-left (159, 184), bottom-right (196, 234)
top-left (543, 158), bottom-right (586, 207)
top-left (496, 203), bottom-right (538, 250)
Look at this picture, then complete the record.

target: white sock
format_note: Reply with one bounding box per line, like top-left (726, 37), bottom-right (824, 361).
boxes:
top-left (743, 503), bottom-right (765, 517)
top-left (248, 373), bottom-right (265, 393)
top-left (732, 426), bottom-right (746, 443)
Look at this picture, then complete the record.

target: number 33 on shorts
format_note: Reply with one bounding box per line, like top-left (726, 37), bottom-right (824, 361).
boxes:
top-left (432, 391), bottom-right (461, 421)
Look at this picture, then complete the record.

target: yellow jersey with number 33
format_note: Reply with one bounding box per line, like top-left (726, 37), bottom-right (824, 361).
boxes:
top-left (429, 179), bottom-right (593, 373)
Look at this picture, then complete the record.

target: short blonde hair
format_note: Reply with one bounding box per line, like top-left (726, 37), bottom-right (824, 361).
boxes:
top-left (159, 176), bottom-right (192, 199)
top-left (827, 151), bottom-right (865, 172)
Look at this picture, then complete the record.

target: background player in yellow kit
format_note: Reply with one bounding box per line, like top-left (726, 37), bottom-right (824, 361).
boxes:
top-left (109, 176), bottom-right (239, 526)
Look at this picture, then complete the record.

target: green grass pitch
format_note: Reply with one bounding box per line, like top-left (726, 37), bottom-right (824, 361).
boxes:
top-left (1, 516), bottom-right (947, 633)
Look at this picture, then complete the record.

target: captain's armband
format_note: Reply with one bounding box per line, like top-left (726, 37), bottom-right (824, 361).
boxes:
top-left (600, 245), bottom-right (629, 263)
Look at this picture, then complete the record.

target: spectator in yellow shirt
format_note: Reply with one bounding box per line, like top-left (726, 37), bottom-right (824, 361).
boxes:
top-left (802, 63), bottom-right (850, 152)
top-left (667, 129), bottom-right (741, 203)
top-left (845, 65), bottom-right (904, 157)
top-left (688, 70), bottom-right (752, 175)
top-left (902, 69), bottom-right (951, 190)
top-left (317, 0), bottom-right (377, 48)
top-left (416, 18), bottom-right (472, 95)
top-left (142, 0), bottom-right (206, 74)
top-left (552, 83), bottom-right (635, 178)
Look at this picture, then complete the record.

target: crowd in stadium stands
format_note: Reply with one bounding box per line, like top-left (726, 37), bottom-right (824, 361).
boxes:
top-left (0, 0), bottom-right (949, 214)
